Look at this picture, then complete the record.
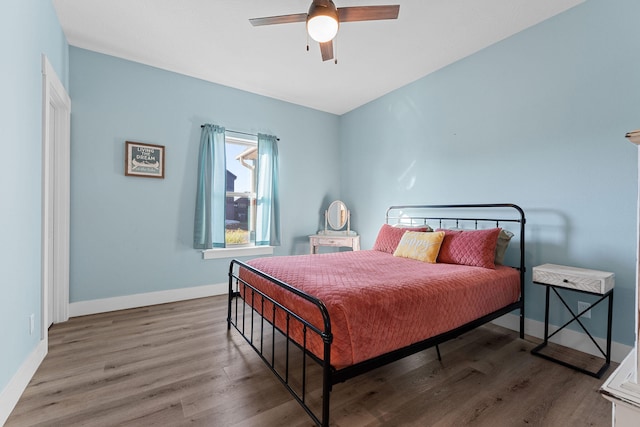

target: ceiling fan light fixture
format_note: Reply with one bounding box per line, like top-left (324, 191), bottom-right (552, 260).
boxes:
top-left (307, 15), bottom-right (338, 42)
top-left (307, 0), bottom-right (339, 43)
top-left (250, 1), bottom-right (400, 62)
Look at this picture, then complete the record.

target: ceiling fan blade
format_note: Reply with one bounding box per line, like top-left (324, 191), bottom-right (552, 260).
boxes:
top-left (249, 13), bottom-right (307, 26)
top-left (337, 5), bottom-right (399, 22)
top-left (320, 41), bottom-right (334, 62)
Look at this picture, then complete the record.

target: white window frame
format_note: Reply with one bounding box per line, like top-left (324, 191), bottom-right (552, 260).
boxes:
top-left (202, 135), bottom-right (274, 259)
top-left (202, 245), bottom-right (273, 260)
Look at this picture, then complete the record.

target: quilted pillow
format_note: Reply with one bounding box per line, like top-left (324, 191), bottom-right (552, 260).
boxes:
top-left (393, 231), bottom-right (445, 263)
top-left (436, 228), bottom-right (501, 269)
top-left (495, 229), bottom-right (515, 265)
top-left (445, 227), bottom-right (515, 265)
top-left (372, 224), bottom-right (430, 254)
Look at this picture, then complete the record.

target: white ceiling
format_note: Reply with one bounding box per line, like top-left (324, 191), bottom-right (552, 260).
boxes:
top-left (52, 0), bottom-right (584, 115)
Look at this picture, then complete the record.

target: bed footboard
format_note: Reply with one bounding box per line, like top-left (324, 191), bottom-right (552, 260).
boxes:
top-left (227, 260), bottom-right (333, 426)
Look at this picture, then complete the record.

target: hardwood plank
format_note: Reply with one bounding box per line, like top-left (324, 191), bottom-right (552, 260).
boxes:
top-left (6, 296), bottom-right (613, 426)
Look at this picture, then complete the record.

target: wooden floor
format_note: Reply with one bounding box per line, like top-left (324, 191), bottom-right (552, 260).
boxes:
top-left (7, 295), bottom-right (613, 426)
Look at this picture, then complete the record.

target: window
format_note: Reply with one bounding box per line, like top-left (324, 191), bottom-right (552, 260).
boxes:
top-left (194, 124), bottom-right (280, 255)
top-left (225, 137), bottom-right (257, 246)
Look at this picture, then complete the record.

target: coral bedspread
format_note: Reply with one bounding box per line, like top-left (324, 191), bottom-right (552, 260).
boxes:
top-left (241, 250), bottom-right (520, 369)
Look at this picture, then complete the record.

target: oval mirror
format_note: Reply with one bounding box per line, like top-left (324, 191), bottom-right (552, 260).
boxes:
top-left (327, 200), bottom-right (348, 230)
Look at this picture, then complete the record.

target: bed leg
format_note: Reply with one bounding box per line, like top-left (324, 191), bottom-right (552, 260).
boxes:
top-left (227, 262), bottom-right (235, 331)
top-left (519, 305), bottom-right (525, 339)
top-left (322, 334), bottom-right (332, 427)
top-left (435, 345), bottom-right (442, 361)
top-left (321, 370), bottom-right (331, 426)
top-left (226, 293), bottom-right (232, 331)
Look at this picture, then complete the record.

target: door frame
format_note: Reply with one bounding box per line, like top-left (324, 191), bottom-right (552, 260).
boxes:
top-left (41, 54), bottom-right (71, 335)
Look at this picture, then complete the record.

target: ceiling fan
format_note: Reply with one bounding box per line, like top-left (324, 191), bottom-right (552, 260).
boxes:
top-left (249, 0), bottom-right (400, 63)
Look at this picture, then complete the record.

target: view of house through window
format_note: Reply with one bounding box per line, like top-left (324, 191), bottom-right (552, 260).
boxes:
top-left (225, 136), bottom-right (257, 246)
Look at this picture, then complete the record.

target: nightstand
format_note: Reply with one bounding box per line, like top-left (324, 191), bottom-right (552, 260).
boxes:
top-left (531, 263), bottom-right (614, 378)
top-left (309, 234), bottom-right (360, 254)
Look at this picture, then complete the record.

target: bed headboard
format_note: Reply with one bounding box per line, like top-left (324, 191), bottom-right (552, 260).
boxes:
top-left (385, 203), bottom-right (526, 273)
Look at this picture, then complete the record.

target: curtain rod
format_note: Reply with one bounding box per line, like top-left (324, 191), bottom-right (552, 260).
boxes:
top-left (200, 125), bottom-right (279, 141)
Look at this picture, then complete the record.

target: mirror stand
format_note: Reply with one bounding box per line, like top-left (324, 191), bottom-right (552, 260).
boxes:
top-left (310, 200), bottom-right (360, 253)
top-left (324, 208), bottom-right (350, 234)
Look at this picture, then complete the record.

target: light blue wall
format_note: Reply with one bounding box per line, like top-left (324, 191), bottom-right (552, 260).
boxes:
top-left (0, 1), bottom-right (68, 391)
top-left (4, 0), bottom-right (638, 401)
top-left (69, 48), bottom-right (340, 302)
top-left (340, 0), bottom-right (640, 346)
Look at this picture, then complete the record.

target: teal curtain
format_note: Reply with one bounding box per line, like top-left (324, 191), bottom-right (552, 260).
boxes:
top-left (194, 124), bottom-right (226, 249)
top-left (256, 134), bottom-right (280, 246)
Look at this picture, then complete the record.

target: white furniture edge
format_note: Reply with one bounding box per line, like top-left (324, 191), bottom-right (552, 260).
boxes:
top-left (600, 134), bottom-right (640, 425)
top-left (602, 349), bottom-right (640, 403)
top-left (309, 234), bottom-right (360, 253)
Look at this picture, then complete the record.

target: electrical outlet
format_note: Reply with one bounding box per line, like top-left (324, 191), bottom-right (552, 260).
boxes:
top-left (29, 313), bottom-right (35, 335)
top-left (578, 301), bottom-right (591, 319)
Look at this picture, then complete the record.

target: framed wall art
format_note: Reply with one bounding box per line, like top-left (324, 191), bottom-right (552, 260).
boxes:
top-left (125, 141), bottom-right (165, 179)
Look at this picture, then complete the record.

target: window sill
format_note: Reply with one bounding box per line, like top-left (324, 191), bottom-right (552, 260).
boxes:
top-left (202, 245), bottom-right (274, 260)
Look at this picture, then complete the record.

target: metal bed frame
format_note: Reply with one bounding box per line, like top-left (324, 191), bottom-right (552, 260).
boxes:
top-left (227, 203), bottom-right (526, 426)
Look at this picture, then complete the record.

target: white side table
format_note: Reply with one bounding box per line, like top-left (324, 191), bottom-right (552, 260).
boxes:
top-left (309, 234), bottom-right (360, 254)
top-left (531, 263), bottom-right (615, 378)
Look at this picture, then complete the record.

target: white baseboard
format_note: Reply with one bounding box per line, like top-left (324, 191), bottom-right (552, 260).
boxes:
top-left (69, 282), bottom-right (228, 317)
top-left (492, 313), bottom-right (632, 364)
top-left (0, 338), bottom-right (47, 426)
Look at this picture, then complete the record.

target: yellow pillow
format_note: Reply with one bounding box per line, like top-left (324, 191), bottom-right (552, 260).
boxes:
top-left (393, 231), bottom-right (445, 263)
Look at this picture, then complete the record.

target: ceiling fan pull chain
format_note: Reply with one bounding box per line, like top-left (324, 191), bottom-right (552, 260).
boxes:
top-left (306, 31), bottom-right (310, 52)
top-left (334, 36), bottom-right (338, 64)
